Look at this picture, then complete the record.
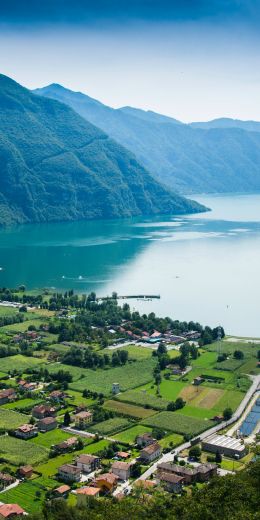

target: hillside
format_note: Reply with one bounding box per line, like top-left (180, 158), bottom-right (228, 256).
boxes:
top-left (0, 75), bottom-right (204, 226)
top-left (190, 117), bottom-right (260, 132)
top-left (34, 84), bottom-right (260, 194)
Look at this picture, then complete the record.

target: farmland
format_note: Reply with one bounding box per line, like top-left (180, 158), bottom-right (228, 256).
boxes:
top-left (0, 354), bottom-right (45, 373)
top-left (68, 358), bottom-right (157, 395)
top-left (116, 389), bottom-right (170, 410)
top-left (89, 417), bottom-right (132, 435)
top-left (104, 344), bottom-right (152, 360)
top-left (0, 409), bottom-right (29, 430)
top-left (104, 400), bottom-right (156, 419)
top-left (0, 435), bottom-right (48, 465)
top-left (30, 429), bottom-right (76, 448)
top-left (113, 425), bottom-right (153, 444)
top-left (0, 482), bottom-right (45, 514)
top-left (142, 412), bottom-right (213, 436)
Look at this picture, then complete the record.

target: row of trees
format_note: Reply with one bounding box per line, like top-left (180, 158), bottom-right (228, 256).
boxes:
top-left (62, 346), bottom-right (129, 369)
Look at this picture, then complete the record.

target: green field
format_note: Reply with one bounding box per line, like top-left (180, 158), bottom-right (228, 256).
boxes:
top-left (1, 398), bottom-right (43, 411)
top-left (142, 412), bottom-right (212, 436)
top-left (0, 306), bottom-right (19, 317)
top-left (158, 432), bottom-right (183, 448)
top-left (0, 435), bottom-right (49, 465)
top-left (30, 429), bottom-right (74, 448)
top-left (137, 380), bottom-right (187, 401)
top-left (113, 424), bottom-right (153, 444)
top-left (214, 359), bottom-right (245, 371)
top-left (0, 354), bottom-right (45, 373)
top-left (89, 417), bottom-right (132, 435)
top-left (104, 400), bottom-right (156, 419)
top-left (0, 319), bottom-right (43, 333)
top-left (116, 389), bottom-right (170, 410)
top-left (67, 359), bottom-right (157, 395)
top-left (0, 481), bottom-right (45, 514)
top-left (104, 345), bottom-right (153, 360)
top-left (0, 409), bottom-right (29, 430)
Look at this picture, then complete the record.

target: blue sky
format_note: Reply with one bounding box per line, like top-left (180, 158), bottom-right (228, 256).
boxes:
top-left (0, 1), bottom-right (259, 121)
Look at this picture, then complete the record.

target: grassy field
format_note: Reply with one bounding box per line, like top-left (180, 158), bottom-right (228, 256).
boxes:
top-left (1, 398), bottom-right (43, 411)
top-left (0, 409), bottom-right (29, 430)
top-left (0, 319), bottom-right (43, 333)
top-left (30, 429), bottom-right (75, 448)
top-left (0, 354), bottom-right (46, 373)
top-left (0, 306), bottom-right (19, 317)
top-left (0, 435), bottom-right (49, 465)
top-left (214, 359), bottom-right (245, 371)
top-left (137, 380), bottom-right (187, 401)
top-left (159, 432), bottom-right (183, 448)
top-left (104, 345), bottom-right (153, 360)
top-left (104, 400), bottom-right (156, 419)
top-left (0, 482), bottom-right (45, 514)
top-left (67, 359), bottom-right (157, 395)
top-left (142, 412), bottom-right (212, 436)
top-left (116, 389), bottom-right (170, 410)
top-left (89, 417), bottom-right (132, 435)
top-left (113, 424), bottom-right (153, 444)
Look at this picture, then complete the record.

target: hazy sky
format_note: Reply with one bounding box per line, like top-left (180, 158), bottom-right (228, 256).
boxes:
top-left (0, 0), bottom-right (260, 122)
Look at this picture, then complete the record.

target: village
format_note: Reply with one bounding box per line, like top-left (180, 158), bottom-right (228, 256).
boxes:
top-left (0, 289), bottom-right (259, 516)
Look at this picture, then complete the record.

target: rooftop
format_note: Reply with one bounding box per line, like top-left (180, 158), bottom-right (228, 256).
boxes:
top-left (0, 504), bottom-right (25, 518)
top-left (76, 487), bottom-right (100, 496)
top-left (204, 434), bottom-right (245, 452)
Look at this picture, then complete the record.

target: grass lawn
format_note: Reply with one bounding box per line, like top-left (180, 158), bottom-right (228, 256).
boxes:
top-left (0, 482), bottom-right (45, 514)
top-left (192, 351), bottom-right (218, 369)
top-left (142, 412), bottom-right (212, 436)
top-left (0, 306), bottom-right (19, 317)
top-left (103, 345), bottom-right (153, 360)
top-left (0, 319), bottom-right (43, 333)
top-left (89, 417), bottom-right (132, 436)
top-left (159, 432), bottom-right (183, 448)
top-left (0, 409), bottom-right (29, 430)
top-left (30, 429), bottom-right (74, 448)
top-left (113, 424), bottom-right (153, 444)
top-left (220, 458), bottom-right (244, 471)
top-left (0, 354), bottom-right (46, 373)
top-left (0, 435), bottom-right (49, 465)
top-left (211, 389), bottom-right (245, 413)
top-left (104, 400), bottom-right (156, 419)
top-left (67, 389), bottom-right (95, 408)
top-left (137, 380), bottom-right (187, 401)
top-left (175, 405), bottom-right (215, 420)
top-left (116, 389), bottom-right (170, 410)
top-left (67, 358), bottom-right (157, 395)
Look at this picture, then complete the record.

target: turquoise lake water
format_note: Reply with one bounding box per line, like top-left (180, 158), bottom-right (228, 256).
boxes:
top-left (0, 193), bottom-right (260, 337)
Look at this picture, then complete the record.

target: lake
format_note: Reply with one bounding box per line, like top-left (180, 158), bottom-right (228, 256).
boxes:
top-left (0, 193), bottom-right (260, 337)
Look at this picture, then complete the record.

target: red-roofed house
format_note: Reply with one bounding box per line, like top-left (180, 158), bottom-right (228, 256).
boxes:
top-left (0, 504), bottom-right (26, 518)
top-left (75, 487), bottom-right (100, 505)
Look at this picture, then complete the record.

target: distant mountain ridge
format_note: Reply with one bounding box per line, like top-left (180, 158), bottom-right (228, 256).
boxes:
top-left (34, 84), bottom-right (260, 194)
top-left (0, 74), bottom-right (204, 226)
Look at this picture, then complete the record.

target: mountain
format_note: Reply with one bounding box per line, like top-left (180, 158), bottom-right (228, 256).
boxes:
top-left (34, 84), bottom-right (260, 194)
top-left (190, 118), bottom-right (260, 132)
top-left (0, 75), bottom-right (204, 226)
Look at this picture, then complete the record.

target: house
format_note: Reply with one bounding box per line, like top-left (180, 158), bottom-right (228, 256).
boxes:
top-left (58, 464), bottom-right (82, 483)
top-left (15, 423), bottom-right (38, 440)
top-left (0, 473), bottom-right (15, 490)
top-left (76, 454), bottom-right (100, 474)
top-left (157, 462), bottom-right (217, 485)
top-left (53, 437), bottom-right (78, 454)
top-left (74, 487), bottom-right (100, 505)
top-left (32, 404), bottom-right (56, 419)
top-left (37, 416), bottom-right (57, 432)
top-left (49, 390), bottom-right (66, 402)
top-left (134, 480), bottom-right (156, 491)
top-left (111, 461), bottom-right (131, 481)
top-left (0, 389), bottom-right (16, 406)
top-left (19, 380), bottom-right (37, 392)
top-left (140, 442), bottom-right (161, 463)
top-left (157, 472), bottom-right (183, 493)
top-left (94, 473), bottom-right (119, 493)
top-left (116, 451), bottom-right (130, 459)
top-left (19, 465), bottom-right (33, 479)
top-left (74, 411), bottom-right (93, 429)
top-left (136, 432), bottom-right (154, 448)
top-left (0, 504), bottom-right (26, 519)
top-left (53, 485), bottom-right (71, 498)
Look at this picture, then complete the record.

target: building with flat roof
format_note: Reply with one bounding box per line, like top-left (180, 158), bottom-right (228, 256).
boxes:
top-left (202, 434), bottom-right (246, 459)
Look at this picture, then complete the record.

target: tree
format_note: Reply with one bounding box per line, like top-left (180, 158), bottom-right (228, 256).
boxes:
top-left (152, 428), bottom-right (165, 440)
top-left (167, 401), bottom-right (176, 411)
top-left (189, 445), bottom-right (201, 460)
top-left (234, 350), bottom-right (244, 360)
top-left (175, 397), bottom-right (185, 410)
top-left (223, 407), bottom-right (233, 421)
top-left (257, 350), bottom-right (260, 361)
top-left (63, 411), bottom-right (71, 426)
